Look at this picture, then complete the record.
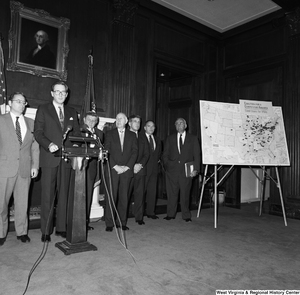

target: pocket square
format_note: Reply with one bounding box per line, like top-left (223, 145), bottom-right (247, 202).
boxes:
top-left (69, 117), bottom-right (74, 120)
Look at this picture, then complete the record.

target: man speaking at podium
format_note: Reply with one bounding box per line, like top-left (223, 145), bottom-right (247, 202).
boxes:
top-left (34, 81), bottom-right (80, 242)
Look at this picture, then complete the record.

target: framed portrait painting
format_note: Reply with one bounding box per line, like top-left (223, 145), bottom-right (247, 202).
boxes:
top-left (7, 1), bottom-right (70, 81)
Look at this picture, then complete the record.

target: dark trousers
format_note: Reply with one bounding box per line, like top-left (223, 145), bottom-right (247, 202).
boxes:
top-left (40, 161), bottom-right (72, 235)
top-left (129, 173), bottom-right (146, 221)
top-left (105, 170), bottom-right (132, 227)
top-left (145, 173), bottom-right (158, 216)
top-left (165, 171), bottom-right (192, 220)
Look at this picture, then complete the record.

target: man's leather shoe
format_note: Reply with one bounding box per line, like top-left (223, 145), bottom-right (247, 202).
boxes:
top-left (185, 218), bottom-right (192, 223)
top-left (55, 231), bottom-right (66, 238)
top-left (17, 235), bottom-right (30, 243)
top-left (87, 225), bottom-right (94, 231)
top-left (163, 216), bottom-right (175, 220)
top-left (147, 215), bottom-right (159, 219)
top-left (0, 237), bottom-right (6, 246)
top-left (41, 234), bottom-right (51, 242)
top-left (136, 220), bottom-right (145, 225)
top-left (105, 226), bottom-right (113, 232)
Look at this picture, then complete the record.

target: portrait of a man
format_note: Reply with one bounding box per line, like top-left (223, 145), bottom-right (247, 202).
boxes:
top-left (7, 1), bottom-right (70, 80)
top-left (19, 18), bottom-right (58, 70)
top-left (24, 30), bottom-right (56, 69)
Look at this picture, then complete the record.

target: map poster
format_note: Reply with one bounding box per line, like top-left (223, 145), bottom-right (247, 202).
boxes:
top-left (240, 99), bottom-right (274, 117)
top-left (199, 100), bottom-right (290, 166)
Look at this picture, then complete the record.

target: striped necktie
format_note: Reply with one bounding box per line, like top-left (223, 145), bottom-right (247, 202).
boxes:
top-left (16, 117), bottom-right (22, 145)
top-left (58, 106), bottom-right (64, 130)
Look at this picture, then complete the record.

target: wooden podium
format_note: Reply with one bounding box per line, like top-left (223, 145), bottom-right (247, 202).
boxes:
top-left (55, 137), bottom-right (102, 255)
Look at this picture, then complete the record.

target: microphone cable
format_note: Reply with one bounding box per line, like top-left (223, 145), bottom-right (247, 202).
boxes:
top-left (101, 159), bottom-right (136, 264)
top-left (22, 151), bottom-right (68, 295)
top-left (21, 181), bottom-right (57, 295)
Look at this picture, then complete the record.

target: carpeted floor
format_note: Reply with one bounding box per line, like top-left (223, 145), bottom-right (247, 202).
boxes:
top-left (1, 203), bottom-right (299, 295)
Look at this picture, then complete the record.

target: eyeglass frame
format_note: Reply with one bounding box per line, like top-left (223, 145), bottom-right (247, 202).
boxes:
top-left (11, 99), bottom-right (28, 106)
top-left (53, 90), bottom-right (68, 96)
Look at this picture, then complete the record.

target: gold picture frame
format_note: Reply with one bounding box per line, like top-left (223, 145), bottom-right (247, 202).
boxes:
top-left (7, 1), bottom-right (70, 81)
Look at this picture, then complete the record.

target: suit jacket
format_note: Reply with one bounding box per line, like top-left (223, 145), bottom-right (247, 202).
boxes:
top-left (162, 132), bottom-right (201, 177)
top-left (134, 132), bottom-right (150, 176)
top-left (34, 102), bottom-right (80, 168)
top-left (104, 128), bottom-right (138, 177)
top-left (80, 124), bottom-right (104, 147)
top-left (144, 133), bottom-right (162, 176)
top-left (0, 113), bottom-right (39, 178)
top-left (25, 44), bottom-right (56, 69)
top-left (81, 124), bottom-right (104, 175)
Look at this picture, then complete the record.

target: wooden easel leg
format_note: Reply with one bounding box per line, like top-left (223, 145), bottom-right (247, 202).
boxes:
top-left (197, 165), bottom-right (208, 218)
top-left (259, 166), bottom-right (266, 216)
top-left (275, 167), bottom-right (288, 226)
top-left (214, 165), bottom-right (217, 229)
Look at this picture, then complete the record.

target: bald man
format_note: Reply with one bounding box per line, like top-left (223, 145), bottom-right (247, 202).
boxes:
top-left (162, 118), bottom-right (201, 222)
top-left (104, 113), bottom-right (138, 231)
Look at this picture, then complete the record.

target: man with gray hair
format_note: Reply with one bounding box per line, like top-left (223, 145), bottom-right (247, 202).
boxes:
top-left (162, 118), bottom-right (201, 222)
top-left (104, 113), bottom-right (138, 232)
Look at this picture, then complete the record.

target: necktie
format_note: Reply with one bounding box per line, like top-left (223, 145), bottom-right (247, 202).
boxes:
top-left (149, 135), bottom-right (155, 151)
top-left (58, 106), bottom-right (64, 130)
top-left (16, 117), bottom-right (22, 145)
top-left (120, 130), bottom-right (124, 151)
top-left (179, 134), bottom-right (183, 154)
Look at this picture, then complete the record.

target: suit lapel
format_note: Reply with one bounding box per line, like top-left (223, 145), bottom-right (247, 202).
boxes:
top-left (48, 103), bottom-right (61, 130)
top-left (23, 117), bottom-right (33, 145)
top-left (5, 114), bottom-right (20, 145)
top-left (113, 128), bottom-right (122, 152)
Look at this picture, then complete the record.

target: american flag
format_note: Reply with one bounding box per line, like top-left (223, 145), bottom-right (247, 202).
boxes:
top-left (0, 36), bottom-right (7, 114)
top-left (79, 53), bottom-right (96, 125)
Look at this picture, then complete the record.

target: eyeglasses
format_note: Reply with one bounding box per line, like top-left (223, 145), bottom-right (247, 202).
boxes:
top-left (53, 90), bottom-right (67, 96)
top-left (12, 99), bottom-right (27, 106)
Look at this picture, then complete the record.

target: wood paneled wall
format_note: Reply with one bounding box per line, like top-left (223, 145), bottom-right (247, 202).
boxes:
top-left (1, 0), bottom-right (300, 211)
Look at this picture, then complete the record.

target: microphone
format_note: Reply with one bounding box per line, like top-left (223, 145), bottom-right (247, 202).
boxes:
top-left (64, 125), bottom-right (73, 135)
top-left (80, 127), bottom-right (92, 135)
top-left (63, 125), bottom-right (73, 140)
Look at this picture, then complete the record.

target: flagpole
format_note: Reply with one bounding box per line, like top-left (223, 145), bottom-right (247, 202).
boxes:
top-left (0, 32), bottom-right (8, 114)
top-left (79, 50), bottom-right (96, 125)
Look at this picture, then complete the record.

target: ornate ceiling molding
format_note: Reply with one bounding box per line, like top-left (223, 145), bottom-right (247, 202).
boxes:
top-left (286, 7), bottom-right (300, 36)
top-left (112, 0), bottom-right (140, 26)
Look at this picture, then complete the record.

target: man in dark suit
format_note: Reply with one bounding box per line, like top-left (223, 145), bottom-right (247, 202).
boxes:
top-left (162, 118), bottom-right (201, 222)
top-left (25, 30), bottom-right (56, 69)
top-left (0, 93), bottom-right (39, 246)
top-left (81, 111), bottom-right (104, 231)
top-left (104, 112), bottom-right (138, 232)
top-left (128, 115), bottom-right (150, 225)
top-left (34, 81), bottom-right (80, 242)
top-left (143, 120), bottom-right (162, 220)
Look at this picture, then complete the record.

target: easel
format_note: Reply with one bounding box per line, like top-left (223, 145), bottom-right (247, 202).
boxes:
top-left (197, 164), bottom-right (287, 228)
